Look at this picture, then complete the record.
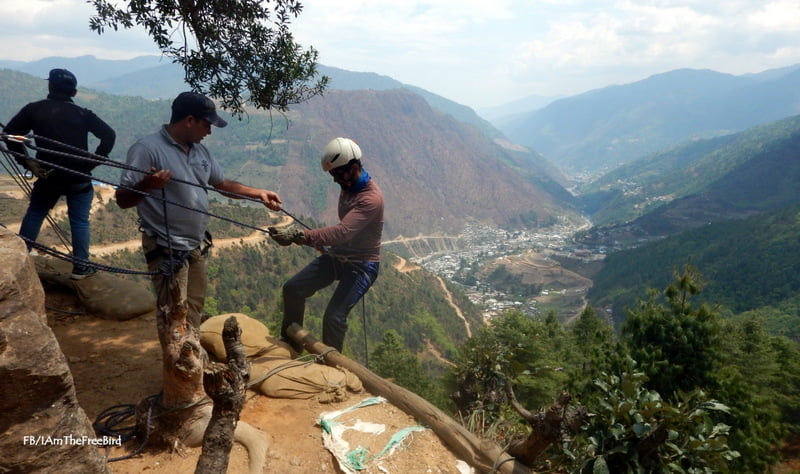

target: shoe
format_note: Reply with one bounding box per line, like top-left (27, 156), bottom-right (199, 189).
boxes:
top-left (70, 267), bottom-right (97, 280)
top-left (279, 337), bottom-right (303, 355)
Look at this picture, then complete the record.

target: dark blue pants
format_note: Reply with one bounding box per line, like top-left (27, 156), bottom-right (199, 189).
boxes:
top-left (281, 254), bottom-right (379, 352)
top-left (19, 179), bottom-right (93, 272)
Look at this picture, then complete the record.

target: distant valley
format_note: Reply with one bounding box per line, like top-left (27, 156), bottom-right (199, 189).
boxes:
top-left (497, 65), bottom-right (800, 174)
top-left (3, 56), bottom-right (800, 334)
top-left (3, 53), bottom-right (800, 474)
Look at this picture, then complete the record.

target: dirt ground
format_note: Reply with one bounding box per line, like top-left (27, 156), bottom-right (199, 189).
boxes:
top-left (44, 287), bottom-right (471, 474)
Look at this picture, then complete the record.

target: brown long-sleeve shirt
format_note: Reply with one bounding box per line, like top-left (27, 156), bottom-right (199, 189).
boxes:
top-left (302, 179), bottom-right (384, 262)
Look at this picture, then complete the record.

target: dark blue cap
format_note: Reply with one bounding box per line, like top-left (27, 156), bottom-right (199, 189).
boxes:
top-left (47, 68), bottom-right (77, 91)
top-left (171, 91), bottom-right (228, 128)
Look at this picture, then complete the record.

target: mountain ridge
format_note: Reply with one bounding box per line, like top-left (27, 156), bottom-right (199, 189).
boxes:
top-left (0, 68), bottom-right (578, 241)
top-left (498, 65), bottom-right (800, 173)
top-left (0, 55), bottom-right (503, 144)
top-left (578, 114), bottom-right (800, 243)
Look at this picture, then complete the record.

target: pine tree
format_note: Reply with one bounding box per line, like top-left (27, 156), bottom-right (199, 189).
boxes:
top-left (621, 265), bottom-right (722, 398)
top-left (450, 310), bottom-right (570, 423)
top-left (566, 306), bottom-right (621, 394)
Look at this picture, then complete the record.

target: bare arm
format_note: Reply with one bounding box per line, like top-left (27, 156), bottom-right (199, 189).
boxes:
top-left (213, 179), bottom-right (282, 211)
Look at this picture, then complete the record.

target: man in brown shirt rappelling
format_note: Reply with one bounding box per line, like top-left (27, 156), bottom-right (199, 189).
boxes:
top-left (270, 137), bottom-right (384, 353)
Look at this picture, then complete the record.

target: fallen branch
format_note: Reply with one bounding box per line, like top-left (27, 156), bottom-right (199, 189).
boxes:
top-left (506, 384), bottom-right (592, 467)
top-left (287, 324), bottom-right (530, 474)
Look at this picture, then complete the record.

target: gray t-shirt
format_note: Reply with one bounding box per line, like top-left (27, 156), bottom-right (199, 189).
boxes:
top-left (120, 126), bottom-right (224, 251)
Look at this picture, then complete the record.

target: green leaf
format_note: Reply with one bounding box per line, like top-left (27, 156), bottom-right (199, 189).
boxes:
top-left (593, 456), bottom-right (610, 474)
top-left (700, 401), bottom-right (731, 413)
top-left (632, 422), bottom-right (651, 438)
top-left (621, 377), bottom-right (637, 397)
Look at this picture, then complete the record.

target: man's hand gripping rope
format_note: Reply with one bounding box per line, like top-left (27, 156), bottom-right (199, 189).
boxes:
top-left (1, 133), bottom-right (52, 179)
top-left (268, 226), bottom-right (304, 246)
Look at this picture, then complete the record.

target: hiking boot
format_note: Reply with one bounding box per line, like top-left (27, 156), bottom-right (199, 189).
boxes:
top-left (71, 267), bottom-right (97, 280)
top-left (279, 337), bottom-right (303, 355)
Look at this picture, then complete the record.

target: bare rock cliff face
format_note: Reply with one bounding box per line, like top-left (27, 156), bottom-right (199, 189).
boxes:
top-left (280, 89), bottom-right (574, 238)
top-left (0, 227), bottom-right (109, 473)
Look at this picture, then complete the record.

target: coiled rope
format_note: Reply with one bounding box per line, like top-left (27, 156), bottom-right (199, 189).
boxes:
top-left (92, 392), bottom-right (213, 462)
top-left (93, 349), bottom-right (337, 463)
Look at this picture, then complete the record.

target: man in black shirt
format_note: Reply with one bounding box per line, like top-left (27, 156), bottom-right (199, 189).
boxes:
top-left (4, 68), bottom-right (116, 279)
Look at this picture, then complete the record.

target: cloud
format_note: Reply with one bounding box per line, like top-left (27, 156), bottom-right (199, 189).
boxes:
top-left (748, 1), bottom-right (800, 30)
top-left (295, 1), bottom-right (514, 68)
top-left (504, 0), bottom-right (800, 97)
top-left (0, 0), bottom-right (155, 60)
top-left (0, 0), bottom-right (798, 109)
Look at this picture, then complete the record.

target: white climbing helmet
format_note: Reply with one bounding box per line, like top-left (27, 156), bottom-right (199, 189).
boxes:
top-left (321, 137), bottom-right (362, 172)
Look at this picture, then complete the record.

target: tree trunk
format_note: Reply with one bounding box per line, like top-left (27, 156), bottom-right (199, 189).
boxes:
top-left (135, 286), bottom-right (267, 474)
top-left (286, 324), bottom-right (531, 474)
top-left (506, 390), bottom-right (590, 467)
top-left (137, 291), bottom-right (209, 449)
top-left (195, 316), bottom-right (248, 473)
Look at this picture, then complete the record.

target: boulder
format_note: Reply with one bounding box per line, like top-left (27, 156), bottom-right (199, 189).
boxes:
top-left (0, 227), bottom-right (110, 473)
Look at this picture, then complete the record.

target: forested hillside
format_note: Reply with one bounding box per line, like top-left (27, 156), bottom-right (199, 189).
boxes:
top-left (498, 66), bottom-right (800, 173)
top-left (0, 69), bottom-right (579, 239)
top-left (278, 89), bottom-right (579, 234)
top-left (578, 114), bottom-right (800, 244)
top-left (588, 205), bottom-right (800, 336)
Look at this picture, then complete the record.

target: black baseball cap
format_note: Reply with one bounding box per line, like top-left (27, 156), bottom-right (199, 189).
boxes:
top-left (171, 91), bottom-right (228, 128)
top-left (47, 68), bottom-right (77, 91)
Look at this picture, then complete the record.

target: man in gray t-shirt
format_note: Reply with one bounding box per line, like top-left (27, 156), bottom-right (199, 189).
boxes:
top-left (116, 91), bottom-right (282, 327)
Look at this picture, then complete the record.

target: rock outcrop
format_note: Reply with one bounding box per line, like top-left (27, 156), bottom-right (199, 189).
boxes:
top-left (0, 227), bottom-right (109, 473)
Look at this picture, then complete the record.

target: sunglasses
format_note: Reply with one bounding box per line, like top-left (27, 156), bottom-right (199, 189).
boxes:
top-left (329, 166), bottom-right (351, 177)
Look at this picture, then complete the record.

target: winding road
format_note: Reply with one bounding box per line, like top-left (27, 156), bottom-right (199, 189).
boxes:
top-left (392, 254), bottom-right (473, 338)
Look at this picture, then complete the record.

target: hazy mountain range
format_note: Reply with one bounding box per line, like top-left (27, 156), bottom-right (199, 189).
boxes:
top-left (581, 113), bottom-right (800, 230)
top-left (0, 62), bottom-right (578, 240)
top-left (4, 55), bottom-right (800, 336)
top-left (5, 54), bottom-right (799, 177)
top-left (0, 55), bottom-right (502, 141)
top-left (497, 65), bottom-right (800, 173)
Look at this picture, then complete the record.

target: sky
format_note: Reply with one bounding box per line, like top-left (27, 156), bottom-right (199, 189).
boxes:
top-left (1, 0), bottom-right (799, 110)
